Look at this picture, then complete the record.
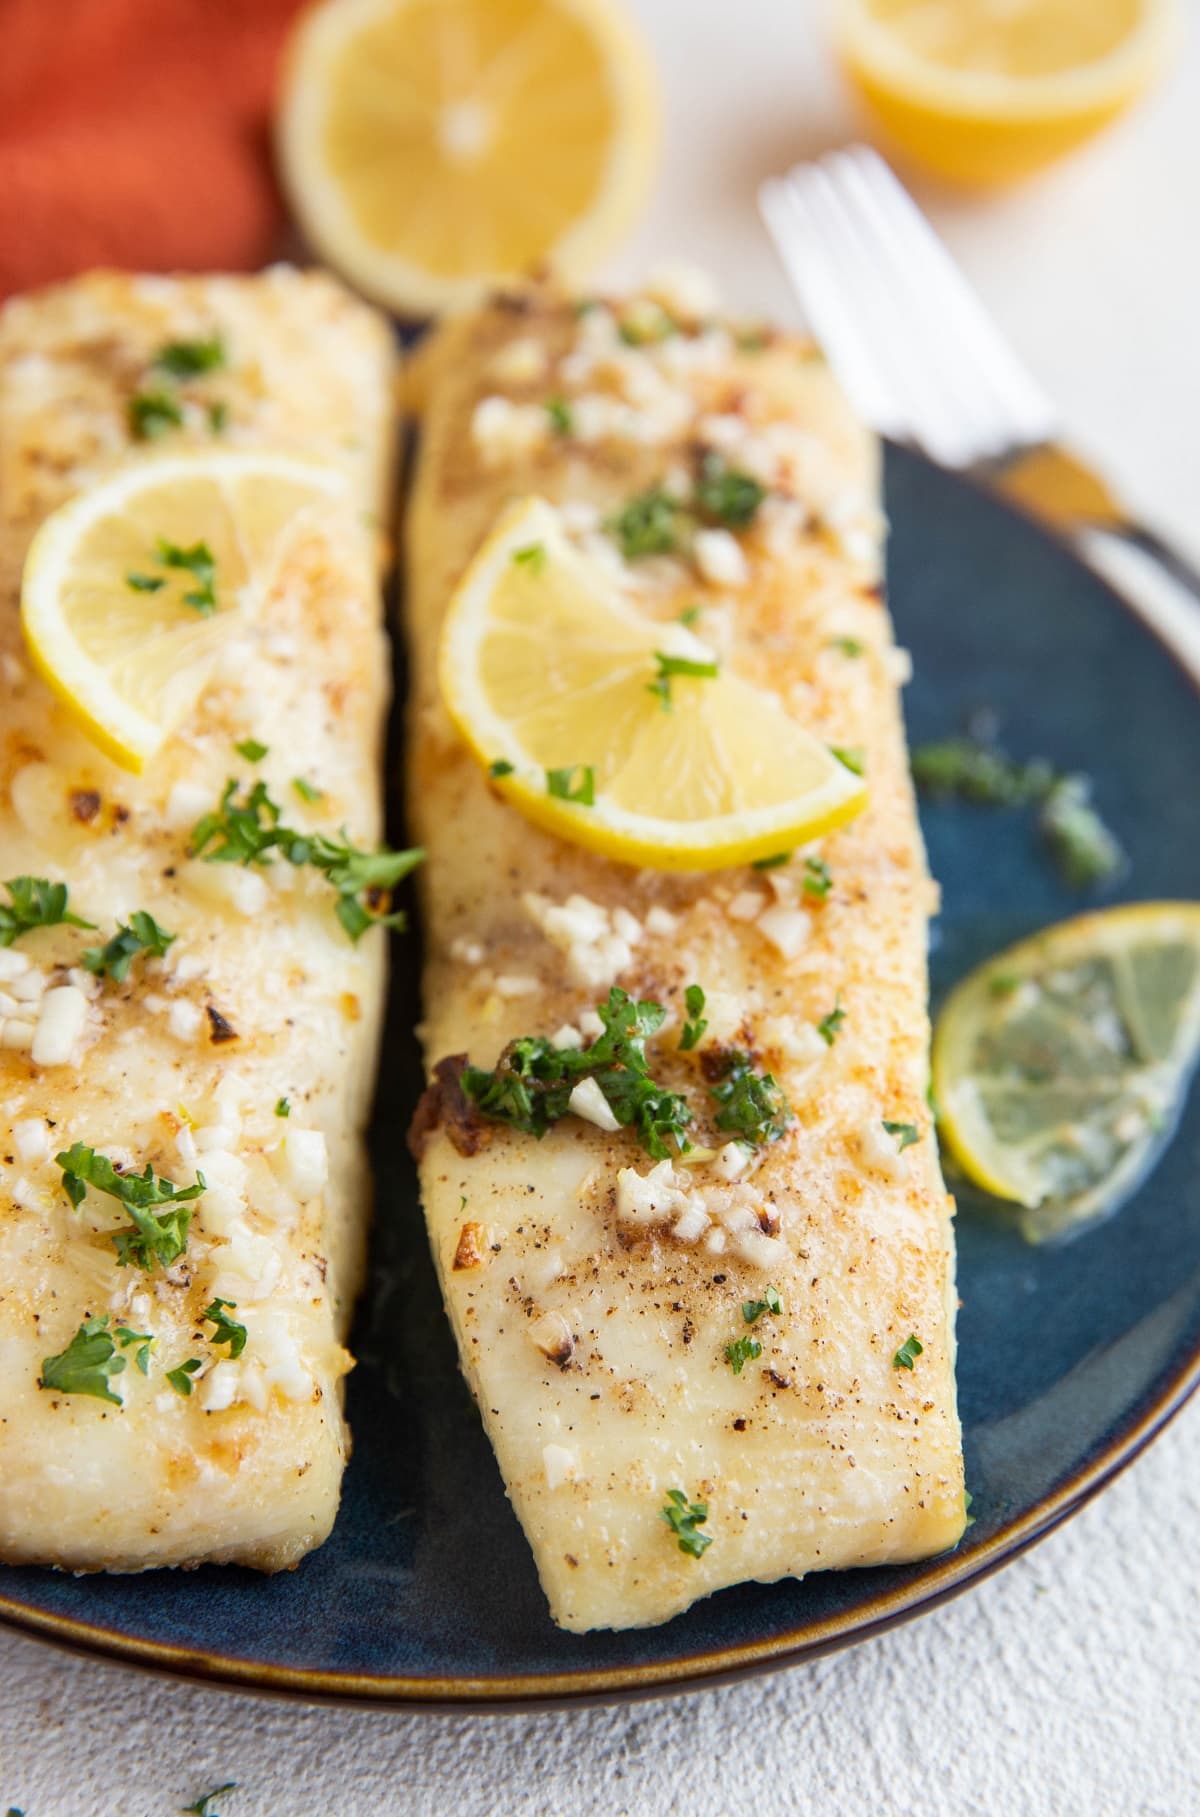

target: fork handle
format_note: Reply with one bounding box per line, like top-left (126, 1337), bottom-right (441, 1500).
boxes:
top-left (982, 441), bottom-right (1200, 604)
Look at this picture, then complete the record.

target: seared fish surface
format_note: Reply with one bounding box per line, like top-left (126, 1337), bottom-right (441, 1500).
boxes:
top-left (0, 269), bottom-right (395, 1571)
top-left (406, 277), bottom-right (966, 1632)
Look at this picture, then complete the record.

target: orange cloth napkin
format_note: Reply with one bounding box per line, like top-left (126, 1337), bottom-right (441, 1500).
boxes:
top-left (0, 0), bottom-right (307, 297)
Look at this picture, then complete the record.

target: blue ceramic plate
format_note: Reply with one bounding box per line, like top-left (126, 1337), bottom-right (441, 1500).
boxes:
top-left (3, 447), bottom-right (1198, 1708)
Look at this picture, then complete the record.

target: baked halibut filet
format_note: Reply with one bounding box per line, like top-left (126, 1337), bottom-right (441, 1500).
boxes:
top-left (0, 269), bottom-right (395, 1570)
top-left (406, 274), bottom-right (966, 1632)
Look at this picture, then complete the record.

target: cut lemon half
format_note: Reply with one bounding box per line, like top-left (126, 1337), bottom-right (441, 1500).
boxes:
top-left (438, 497), bottom-right (868, 870)
top-left (276, 0), bottom-right (659, 316)
top-left (835, 0), bottom-right (1180, 186)
top-left (20, 450), bottom-right (349, 773)
top-left (933, 902), bottom-right (1200, 1244)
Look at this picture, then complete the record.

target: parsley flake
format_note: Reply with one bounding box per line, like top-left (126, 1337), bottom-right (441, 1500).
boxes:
top-left (208, 400), bottom-right (229, 434)
top-left (678, 605), bottom-right (702, 628)
top-left (694, 453), bottom-right (765, 528)
top-left (816, 999), bottom-right (845, 1046)
top-left (0, 876), bottom-right (94, 947)
top-left (752, 852), bottom-right (790, 870)
top-left (708, 1051), bottom-right (791, 1145)
top-left (154, 336), bottom-right (225, 378)
top-left (115, 1325), bottom-right (155, 1374)
top-left (275, 1097), bottom-right (291, 1118)
top-left (234, 738), bottom-right (268, 762)
top-left (156, 538), bottom-right (217, 614)
top-left (725, 1334), bottom-right (761, 1375)
top-left (461, 985), bottom-right (692, 1161)
top-left (883, 1119), bottom-right (920, 1151)
top-left (802, 856), bottom-right (833, 899)
top-left (55, 1143), bottom-right (204, 1272)
top-left (512, 542), bottom-right (546, 573)
top-left (167, 1358), bottom-right (203, 1396)
top-left (126, 571), bottom-right (166, 592)
top-left (742, 1287), bottom-right (782, 1324)
top-left (660, 1488), bottom-right (712, 1558)
top-left (829, 636), bottom-right (864, 657)
top-left (679, 983), bottom-right (707, 1052)
top-left (128, 389), bottom-right (183, 440)
top-left (202, 1298), bottom-right (247, 1359)
top-left (292, 777), bottom-right (323, 804)
top-left (544, 395), bottom-right (573, 435)
top-left (607, 488), bottom-right (686, 559)
top-left (831, 745), bottom-right (865, 777)
top-left (545, 765), bottom-right (595, 806)
top-left (82, 909), bottom-right (176, 983)
top-left (489, 759), bottom-right (515, 778)
top-left (893, 1333), bottom-right (924, 1370)
top-left (39, 1317), bottom-right (125, 1405)
top-left (648, 649), bottom-right (719, 710)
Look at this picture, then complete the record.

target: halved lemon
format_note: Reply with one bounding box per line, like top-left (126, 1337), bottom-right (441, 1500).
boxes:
top-left (933, 902), bottom-right (1200, 1243)
top-left (20, 450), bottom-right (349, 773)
top-left (835, 0), bottom-right (1180, 186)
top-left (276, 0), bottom-right (659, 316)
top-left (438, 497), bottom-right (868, 870)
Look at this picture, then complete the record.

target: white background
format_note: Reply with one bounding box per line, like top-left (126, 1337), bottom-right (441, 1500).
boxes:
top-left (3, 3), bottom-right (1199, 1812)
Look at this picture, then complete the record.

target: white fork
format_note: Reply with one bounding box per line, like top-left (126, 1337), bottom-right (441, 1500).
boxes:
top-left (759, 144), bottom-right (1200, 622)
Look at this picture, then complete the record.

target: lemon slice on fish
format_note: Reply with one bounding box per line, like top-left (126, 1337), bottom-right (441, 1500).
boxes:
top-left (20, 450), bottom-right (350, 773)
top-left (933, 902), bottom-right (1200, 1243)
top-left (437, 496), bottom-right (867, 871)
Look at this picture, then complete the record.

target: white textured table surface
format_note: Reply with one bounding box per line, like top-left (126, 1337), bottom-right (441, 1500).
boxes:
top-left (3, 6), bottom-right (1199, 1813)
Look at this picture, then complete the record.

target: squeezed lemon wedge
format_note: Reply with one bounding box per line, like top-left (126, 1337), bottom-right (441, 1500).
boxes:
top-left (20, 450), bottom-right (349, 772)
top-left (437, 497), bottom-right (868, 870)
top-left (933, 902), bottom-right (1200, 1242)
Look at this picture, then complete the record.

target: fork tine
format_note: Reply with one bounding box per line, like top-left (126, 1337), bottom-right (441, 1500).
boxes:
top-left (759, 175), bottom-right (910, 442)
top-left (842, 148), bottom-right (1056, 451)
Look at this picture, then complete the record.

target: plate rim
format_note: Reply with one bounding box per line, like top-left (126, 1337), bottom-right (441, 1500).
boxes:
top-left (2, 452), bottom-right (1198, 1710)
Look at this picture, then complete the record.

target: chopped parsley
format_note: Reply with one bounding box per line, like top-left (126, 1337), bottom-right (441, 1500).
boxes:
top-left (708, 1051), bottom-right (791, 1145)
top-left (544, 394), bottom-right (573, 435)
top-left (678, 604), bottom-right (702, 627)
top-left (742, 1286), bottom-right (782, 1324)
top-left (182, 1786), bottom-right (238, 1817)
top-left (202, 1297), bottom-right (247, 1358)
top-left (752, 851), bottom-right (790, 870)
top-left (816, 998), bottom-right (845, 1046)
top-left (725, 1334), bottom-right (761, 1375)
top-left (167, 1358), bottom-right (203, 1396)
top-left (128, 388), bottom-right (183, 440)
top-left (512, 541), bottom-right (546, 572)
top-left (0, 876), bottom-right (94, 947)
top-left (883, 1119), bottom-right (920, 1151)
top-left (190, 778), bottom-right (423, 942)
top-left (82, 909), bottom-right (176, 983)
top-left (911, 730), bottom-right (1122, 888)
top-left (988, 972), bottom-right (1021, 997)
top-left (275, 1097), bottom-right (291, 1118)
top-left (39, 1316), bottom-right (125, 1405)
top-left (292, 777), bottom-right (323, 804)
top-left (802, 856), bottom-right (833, 899)
top-left (607, 488), bottom-right (686, 559)
top-left (489, 759), bottom-right (515, 778)
top-left (829, 636), bottom-right (864, 657)
top-left (831, 745), bottom-right (865, 777)
top-left (156, 537), bottom-right (217, 614)
top-left (545, 764), bottom-right (595, 806)
top-left (234, 738), bottom-right (268, 762)
top-left (55, 1142), bottom-right (204, 1272)
top-left (647, 648), bottom-right (719, 709)
top-left (660, 1488), bottom-right (712, 1558)
top-left (679, 983), bottom-right (708, 1052)
top-left (115, 1325), bottom-right (154, 1374)
top-left (208, 400), bottom-right (229, 434)
top-left (126, 570), bottom-right (166, 592)
top-left (461, 985), bottom-right (692, 1161)
top-left (154, 335), bottom-right (225, 378)
top-left (893, 1333), bottom-right (924, 1370)
top-left (694, 453), bottom-right (765, 529)
top-left (618, 305), bottom-right (675, 346)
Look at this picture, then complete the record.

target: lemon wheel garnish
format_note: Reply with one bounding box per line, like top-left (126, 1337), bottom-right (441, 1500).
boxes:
top-left (277, 0), bottom-right (659, 316)
top-left (20, 450), bottom-right (350, 773)
top-left (835, 0), bottom-right (1180, 186)
top-left (933, 902), bottom-right (1200, 1244)
top-left (437, 497), bottom-right (868, 871)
